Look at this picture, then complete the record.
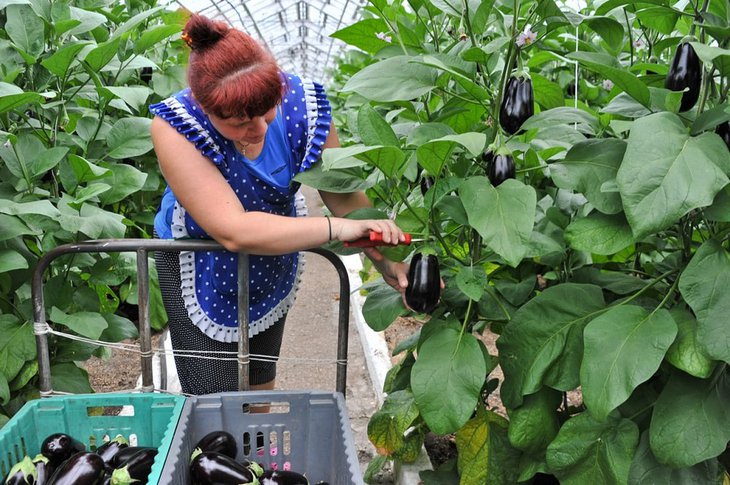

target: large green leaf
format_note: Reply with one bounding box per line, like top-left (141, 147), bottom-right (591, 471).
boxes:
top-left (417, 133), bottom-right (486, 177)
top-left (635, 7), bottom-right (679, 34)
top-left (41, 42), bottom-right (89, 77)
top-left (497, 284), bottom-right (605, 408)
top-left (98, 162), bottom-right (148, 204)
top-left (100, 86), bottom-right (152, 113)
top-left (83, 37), bottom-right (122, 72)
top-left (705, 187), bottom-right (730, 222)
top-left (547, 412), bottom-right (639, 485)
top-left (629, 431), bottom-right (722, 485)
top-left (617, 113), bottom-right (730, 239)
top-left (650, 370), bottom-right (730, 467)
top-left (567, 52), bottom-right (651, 107)
top-left (455, 408), bottom-right (521, 485)
top-left (100, 313), bottom-right (139, 342)
top-left (357, 104), bottom-right (399, 147)
top-left (460, 177), bottom-right (536, 267)
top-left (330, 18), bottom-right (391, 53)
top-left (550, 138), bottom-right (625, 215)
top-left (134, 24), bottom-right (180, 53)
top-left (5, 4), bottom-right (44, 60)
top-left (49, 307), bottom-right (108, 340)
top-left (342, 56), bottom-right (438, 102)
top-left (581, 306), bottom-right (677, 420)
top-left (665, 308), bottom-right (715, 379)
top-left (50, 363), bottom-right (93, 394)
top-left (322, 144), bottom-right (406, 177)
top-left (293, 164), bottom-right (370, 193)
top-left (106, 117), bottom-right (153, 159)
top-left (29, 147), bottom-right (68, 179)
top-left (0, 315), bottom-right (36, 385)
top-left (0, 249), bottom-right (28, 272)
top-left (565, 212), bottom-right (634, 255)
top-left (521, 107), bottom-right (599, 133)
top-left (0, 214), bottom-right (37, 241)
top-left (0, 82), bottom-right (42, 114)
top-left (679, 239), bottom-right (730, 363)
top-left (531, 73), bottom-right (565, 110)
top-left (581, 16), bottom-right (626, 53)
top-left (412, 327), bottom-right (486, 434)
top-left (362, 282), bottom-right (406, 331)
top-left (507, 387), bottom-right (562, 453)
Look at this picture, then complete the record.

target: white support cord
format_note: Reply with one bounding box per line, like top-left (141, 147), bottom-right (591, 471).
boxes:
top-left (33, 321), bottom-right (346, 366)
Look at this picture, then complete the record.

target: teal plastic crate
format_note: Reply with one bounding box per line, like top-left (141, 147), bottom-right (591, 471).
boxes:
top-left (0, 392), bottom-right (186, 483)
top-left (160, 391), bottom-right (364, 485)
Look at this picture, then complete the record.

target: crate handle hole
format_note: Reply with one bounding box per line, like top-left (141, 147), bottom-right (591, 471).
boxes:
top-left (242, 432), bottom-right (251, 455)
top-left (240, 402), bottom-right (289, 414)
top-left (86, 405), bottom-right (132, 416)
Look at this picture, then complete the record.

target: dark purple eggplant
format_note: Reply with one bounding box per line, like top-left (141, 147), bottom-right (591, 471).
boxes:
top-left (31, 454), bottom-right (54, 485)
top-left (193, 431), bottom-right (237, 459)
top-left (189, 451), bottom-right (257, 484)
top-left (405, 253), bottom-right (440, 314)
top-left (419, 175), bottom-right (434, 196)
top-left (483, 151), bottom-right (516, 186)
top-left (40, 434), bottom-right (85, 467)
top-left (109, 448), bottom-right (157, 485)
top-left (4, 456), bottom-right (38, 485)
top-left (95, 436), bottom-right (129, 468)
top-left (665, 41), bottom-right (702, 112)
top-left (47, 452), bottom-right (104, 485)
top-left (716, 121), bottom-right (730, 150)
top-left (500, 75), bottom-right (534, 134)
top-left (109, 448), bottom-right (156, 469)
top-left (260, 470), bottom-right (309, 484)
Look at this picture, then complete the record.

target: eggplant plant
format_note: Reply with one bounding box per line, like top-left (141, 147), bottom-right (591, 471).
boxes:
top-left (315, 0), bottom-right (730, 482)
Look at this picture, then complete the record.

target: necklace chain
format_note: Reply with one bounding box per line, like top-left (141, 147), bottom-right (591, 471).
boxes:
top-left (235, 141), bottom-right (249, 156)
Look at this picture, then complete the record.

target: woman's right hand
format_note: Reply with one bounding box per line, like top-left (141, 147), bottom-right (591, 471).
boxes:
top-left (331, 217), bottom-right (406, 246)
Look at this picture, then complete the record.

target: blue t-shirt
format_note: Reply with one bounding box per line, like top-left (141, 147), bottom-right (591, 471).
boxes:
top-left (149, 73), bottom-right (332, 342)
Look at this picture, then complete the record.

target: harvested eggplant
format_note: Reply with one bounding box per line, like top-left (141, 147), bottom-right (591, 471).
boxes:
top-left (4, 456), bottom-right (38, 485)
top-left (260, 470), bottom-right (309, 484)
top-left (95, 436), bottom-right (129, 468)
top-left (40, 434), bottom-right (85, 467)
top-left (110, 448), bottom-right (158, 485)
top-left (193, 431), bottom-right (237, 459)
top-left (109, 448), bottom-right (156, 469)
top-left (189, 450), bottom-right (258, 484)
top-left (47, 452), bottom-right (104, 485)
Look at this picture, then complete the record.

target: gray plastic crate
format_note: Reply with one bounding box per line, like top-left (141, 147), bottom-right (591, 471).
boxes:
top-left (159, 390), bottom-right (364, 485)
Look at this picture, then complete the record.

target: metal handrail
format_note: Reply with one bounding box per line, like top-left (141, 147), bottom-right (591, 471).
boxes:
top-left (31, 239), bottom-right (351, 396)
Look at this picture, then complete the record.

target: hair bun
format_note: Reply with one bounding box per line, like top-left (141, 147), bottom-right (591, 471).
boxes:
top-left (183, 14), bottom-right (228, 51)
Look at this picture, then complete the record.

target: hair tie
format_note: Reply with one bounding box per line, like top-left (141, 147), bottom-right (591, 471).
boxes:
top-left (181, 31), bottom-right (193, 48)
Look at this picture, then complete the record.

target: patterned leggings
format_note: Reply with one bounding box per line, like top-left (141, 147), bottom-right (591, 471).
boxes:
top-left (154, 247), bottom-right (286, 394)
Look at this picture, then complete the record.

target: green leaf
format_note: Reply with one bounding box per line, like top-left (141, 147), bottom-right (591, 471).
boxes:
top-left (550, 138), bottom-right (626, 215)
top-left (0, 315), bottom-right (36, 384)
top-left (635, 7), bottom-right (679, 34)
top-left (665, 308), bottom-right (714, 379)
top-left (568, 52), bottom-right (651, 107)
top-left (83, 37), bottom-right (122, 72)
top-left (455, 265), bottom-right (488, 301)
top-left (78, 203), bottom-right (126, 238)
top-left (41, 42), bottom-right (89, 77)
top-left (460, 177), bottom-right (536, 267)
top-left (67, 7), bottom-right (106, 36)
top-left (330, 18), bottom-right (391, 53)
top-left (497, 284), bottom-right (605, 408)
top-left (705, 187), bottom-right (730, 222)
top-left (109, 6), bottom-right (164, 40)
top-left (68, 154), bottom-right (111, 182)
top-left (691, 104), bottom-right (730, 135)
top-left (362, 282), bottom-right (406, 331)
top-left (357, 104), bottom-right (399, 146)
top-left (582, 16), bottom-right (626, 53)
top-left (0, 82), bottom-right (42, 113)
top-left (412, 328), bottom-right (486, 434)
top-left (565, 212), bottom-right (634, 255)
top-left (323, 145), bottom-right (406, 177)
top-left (617, 113), bottom-right (730, 239)
top-left (581, 306), bottom-right (677, 420)
top-left (72, 182), bottom-right (111, 207)
top-left (29, 147), bottom-right (67, 179)
top-left (342, 56), bottom-right (438, 102)
top-left (571, 268), bottom-right (647, 295)
top-left (0, 214), bottom-right (36, 241)
top-left (650, 370), bottom-right (730, 467)
top-left (106, 117), bottom-right (153, 159)
top-left (0, 249), bottom-right (28, 272)
top-left (547, 412), bottom-right (639, 485)
top-left (100, 86), bottom-right (151, 112)
top-left (367, 390), bottom-right (420, 455)
top-left (629, 431), bottom-right (722, 485)
top-left (98, 162), bottom-right (147, 204)
top-left (5, 5), bottom-right (44, 60)
top-left (531, 73), bottom-right (565, 110)
top-left (521, 107), bottom-right (599, 133)
top-left (134, 24), bottom-right (180, 53)
top-left (293, 163), bottom-right (370, 193)
top-left (49, 307), bottom-right (108, 340)
top-left (50, 363), bottom-right (93, 394)
top-left (0, 199), bottom-right (62, 219)
top-left (507, 387), bottom-right (562, 453)
top-left (100, 313), bottom-right (139, 342)
top-left (455, 408), bottom-right (521, 485)
top-left (679, 239), bottom-right (730, 363)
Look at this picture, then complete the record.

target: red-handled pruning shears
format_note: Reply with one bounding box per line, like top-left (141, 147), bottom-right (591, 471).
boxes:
top-left (344, 231), bottom-right (426, 248)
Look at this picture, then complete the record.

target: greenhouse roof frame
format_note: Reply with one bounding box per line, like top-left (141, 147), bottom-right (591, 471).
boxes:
top-left (175, 0), bottom-right (367, 82)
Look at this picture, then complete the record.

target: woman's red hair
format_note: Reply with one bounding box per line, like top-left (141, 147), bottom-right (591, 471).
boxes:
top-left (184, 14), bottom-right (283, 119)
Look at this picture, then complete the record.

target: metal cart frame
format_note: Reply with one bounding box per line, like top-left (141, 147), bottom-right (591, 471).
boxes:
top-left (31, 239), bottom-right (352, 396)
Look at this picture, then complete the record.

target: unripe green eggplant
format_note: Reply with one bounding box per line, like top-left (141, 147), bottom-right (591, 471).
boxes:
top-left (665, 42), bottom-right (702, 112)
top-left (405, 253), bottom-right (440, 314)
top-left (499, 75), bottom-right (534, 135)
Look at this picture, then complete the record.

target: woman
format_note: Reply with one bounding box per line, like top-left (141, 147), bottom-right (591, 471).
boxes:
top-left (149, 14), bottom-right (408, 395)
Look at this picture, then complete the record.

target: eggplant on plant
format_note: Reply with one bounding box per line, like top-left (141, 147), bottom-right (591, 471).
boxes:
top-left (405, 253), bottom-right (441, 314)
top-left (665, 40), bottom-right (702, 112)
top-left (499, 74), bottom-right (534, 135)
top-left (482, 149), bottom-right (516, 186)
